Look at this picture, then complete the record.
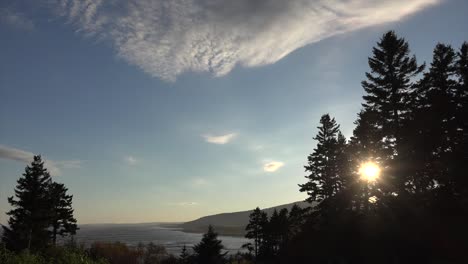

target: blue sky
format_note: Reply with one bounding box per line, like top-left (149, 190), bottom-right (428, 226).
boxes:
top-left (0, 0), bottom-right (467, 224)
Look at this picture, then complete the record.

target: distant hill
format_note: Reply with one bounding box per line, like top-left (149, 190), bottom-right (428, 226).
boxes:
top-left (180, 201), bottom-right (311, 236)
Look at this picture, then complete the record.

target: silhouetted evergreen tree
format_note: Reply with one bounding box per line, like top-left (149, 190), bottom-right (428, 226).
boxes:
top-left (399, 41), bottom-right (468, 263)
top-left (412, 43), bottom-right (458, 195)
top-left (2, 155), bottom-right (52, 252)
top-left (349, 110), bottom-right (384, 203)
top-left (454, 42), bottom-right (468, 197)
top-left (361, 30), bottom-right (424, 196)
top-left (258, 210), bottom-right (278, 261)
top-left (193, 225), bottom-right (225, 264)
top-left (287, 204), bottom-right (304, 239)
top-left (276, 208), bottom-right (290, 255)
top-left (299, 114), bottom-right (345, 203)
top-left (48, 182), bottom-right (78, 245)
top-left (178, 244), bottom-right (190, 264)
top-left (284, 32), bottom-right (468, 264)
top-left (245, 207), bottom-right (267, 259)
top-left (362, 31), bottom-right (424, 153)
top-left (350, 110), bottom-right (383, 161)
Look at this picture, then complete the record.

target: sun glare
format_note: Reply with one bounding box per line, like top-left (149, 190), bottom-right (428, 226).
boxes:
top-left (359, 162), bottom-right (380, 182)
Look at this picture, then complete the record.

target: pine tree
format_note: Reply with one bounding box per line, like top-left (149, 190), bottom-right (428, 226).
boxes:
top-left (350, 110), bottom-right (386, 163)
top-left (348, 110), bottom-right (387, 210)
top-left (360, 31), bottom-right (424, 196)
top-left (245, 207), bottom-right (267, 259)
top-left (2, 155), bottom-right (52, 252)
top-left (361, 31), bottom-right (424, 156)
top-left (334, 132), bottom-right (350, 195)
top-left (179, 244), bottom-right (190, 264)
top-left (413, 43), bottom-right (458, 193)
top-left (193, 225), bottom-right (225, 264)
top-left (277, 208), bottom-right (290, 250)
top-left (287, 204), bottom-right (304, 238)
top-left (456, 42), bottom-right (468, 96)
top-left (454, 42), bottom-right (468, 197)
top-left (299, 114), bottom-right (344, 203)
top-left (263, 209), bottom-right (280, 258)
top-left (48, 182), bottom-right (78, 245)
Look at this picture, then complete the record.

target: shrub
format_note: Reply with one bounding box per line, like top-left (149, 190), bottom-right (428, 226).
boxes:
top-left (0, 245), bottom-right (107, 264)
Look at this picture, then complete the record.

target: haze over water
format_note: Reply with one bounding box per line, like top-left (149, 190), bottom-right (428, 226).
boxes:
top-left (74, 223), bottom-right (249, 255)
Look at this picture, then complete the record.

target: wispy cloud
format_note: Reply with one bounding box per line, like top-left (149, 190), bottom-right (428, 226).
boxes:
top-left (192, 178), bottom-right (210, 187)
top-left (52, 160), bottom-right (83, 169)
top-left (46, 0), bottom-right (439, 81)
top-left (249, 144), bottom-right (264, 152)
top-left (203, 133), bottom-right (237, 145)
top-left (0, 145), bottom-right (81, 176)
top-left (263, 161), bottom-right (284, 172)
top-left (0, 8), bottom-right (35, 31)
top-left (124, 155), bottom-right (138, 165)
top-left (175, 201), bottom-right (198, 206)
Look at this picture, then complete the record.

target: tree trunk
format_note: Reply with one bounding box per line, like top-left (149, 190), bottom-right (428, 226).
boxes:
top-left (53, 225), bottom-right (58, 246)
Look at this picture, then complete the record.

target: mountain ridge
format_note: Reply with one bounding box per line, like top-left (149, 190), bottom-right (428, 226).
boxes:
top-left (179, 201), bottom-right (310, 236)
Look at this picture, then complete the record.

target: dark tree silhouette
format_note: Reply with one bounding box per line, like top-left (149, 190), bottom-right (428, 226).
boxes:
top-left (350, 110), bottom-right (383, 161)
top-left (287, 204), bottom-right (305, 239)
top-left (178, 244), bottom-right (191, 264)
top-left (348, 110), bottom-right (386, 211)
top-left (413, 43), bottom-right (458, 194)
top-left (245, 207), bottom-right (267, 259)
top-left (360, 31), bottom-right (425, 198)
top-left (253, 32), bottom-right (468, 264)
top-left (361, 31), bottom-right (415, 195)
top-left (48, 182), bottom-right (78, 245)
top-left (193, 225), bottom-right (226, 264)
top-left (258, 209), bottom-right (278, 260)
top-left (454, 42), bottom-right (468, 197)
top-left (299, 114), bottom-right (345, 203)
top-left (2, 155), bottom-right (52, 252)
top-left (2, 155), bottom-right (79, 252)
top-left (276, 208), bottom-right (289, 251)
top-left (361, 31), bottom-right (424, 153)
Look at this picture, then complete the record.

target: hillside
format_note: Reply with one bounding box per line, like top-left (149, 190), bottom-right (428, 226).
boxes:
top-left (180, 201), bottom-right (310, 236)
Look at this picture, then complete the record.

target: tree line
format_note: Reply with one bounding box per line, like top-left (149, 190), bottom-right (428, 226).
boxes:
top-left (243, 205), bottom-right (306, 262)
top-left (245, 31), bottom-right (468, 263)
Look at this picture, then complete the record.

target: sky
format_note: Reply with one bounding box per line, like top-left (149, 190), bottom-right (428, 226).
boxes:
top-left (0, 0), bottom-right (467, 224)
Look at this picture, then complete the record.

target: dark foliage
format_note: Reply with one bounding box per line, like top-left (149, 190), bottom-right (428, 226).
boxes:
top-left (178, 244), bottom-right (191, 264)
top-left (2, 155), bottom-right (78, 253)
top-left (49, 182), bottom-right (78, 245)
top-left (248, 31), bottom-right (468, 264)
top-left (299, 114), bottom-right (347, 203)
top-left (245, 207), bottom-right (267, 259)
top-left (193, 225), bottom-right (226, 264)
top-left (244, 205), bottom-right (305, 262)
top-left (2, 156), bottom-right (53, 252)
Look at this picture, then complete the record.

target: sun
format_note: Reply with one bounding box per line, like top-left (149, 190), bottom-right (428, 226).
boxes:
top-left (359, 162), bottom-right (380, 182)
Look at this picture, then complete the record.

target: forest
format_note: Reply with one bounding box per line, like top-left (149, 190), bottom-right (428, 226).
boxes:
top-left (1, 31), bottom-right (467, 264)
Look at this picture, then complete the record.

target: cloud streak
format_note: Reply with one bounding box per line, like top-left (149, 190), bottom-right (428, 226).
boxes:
top-left (0, 8), bottom-right (35, 31)
top-left (263, 161), bottom-right (284, 172)
top-left (203, 133), bottom-right (237, 144)
top-left (192, 178), bottom-right (210, 187)
top-left (46, 0), bottom-right (439, 81)
top-left (0, 145), bottom-right (81, 176)
top-left (176, 202), bottom-right (198, 206)
top-left (124, 155), bottom-right (138, 165)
